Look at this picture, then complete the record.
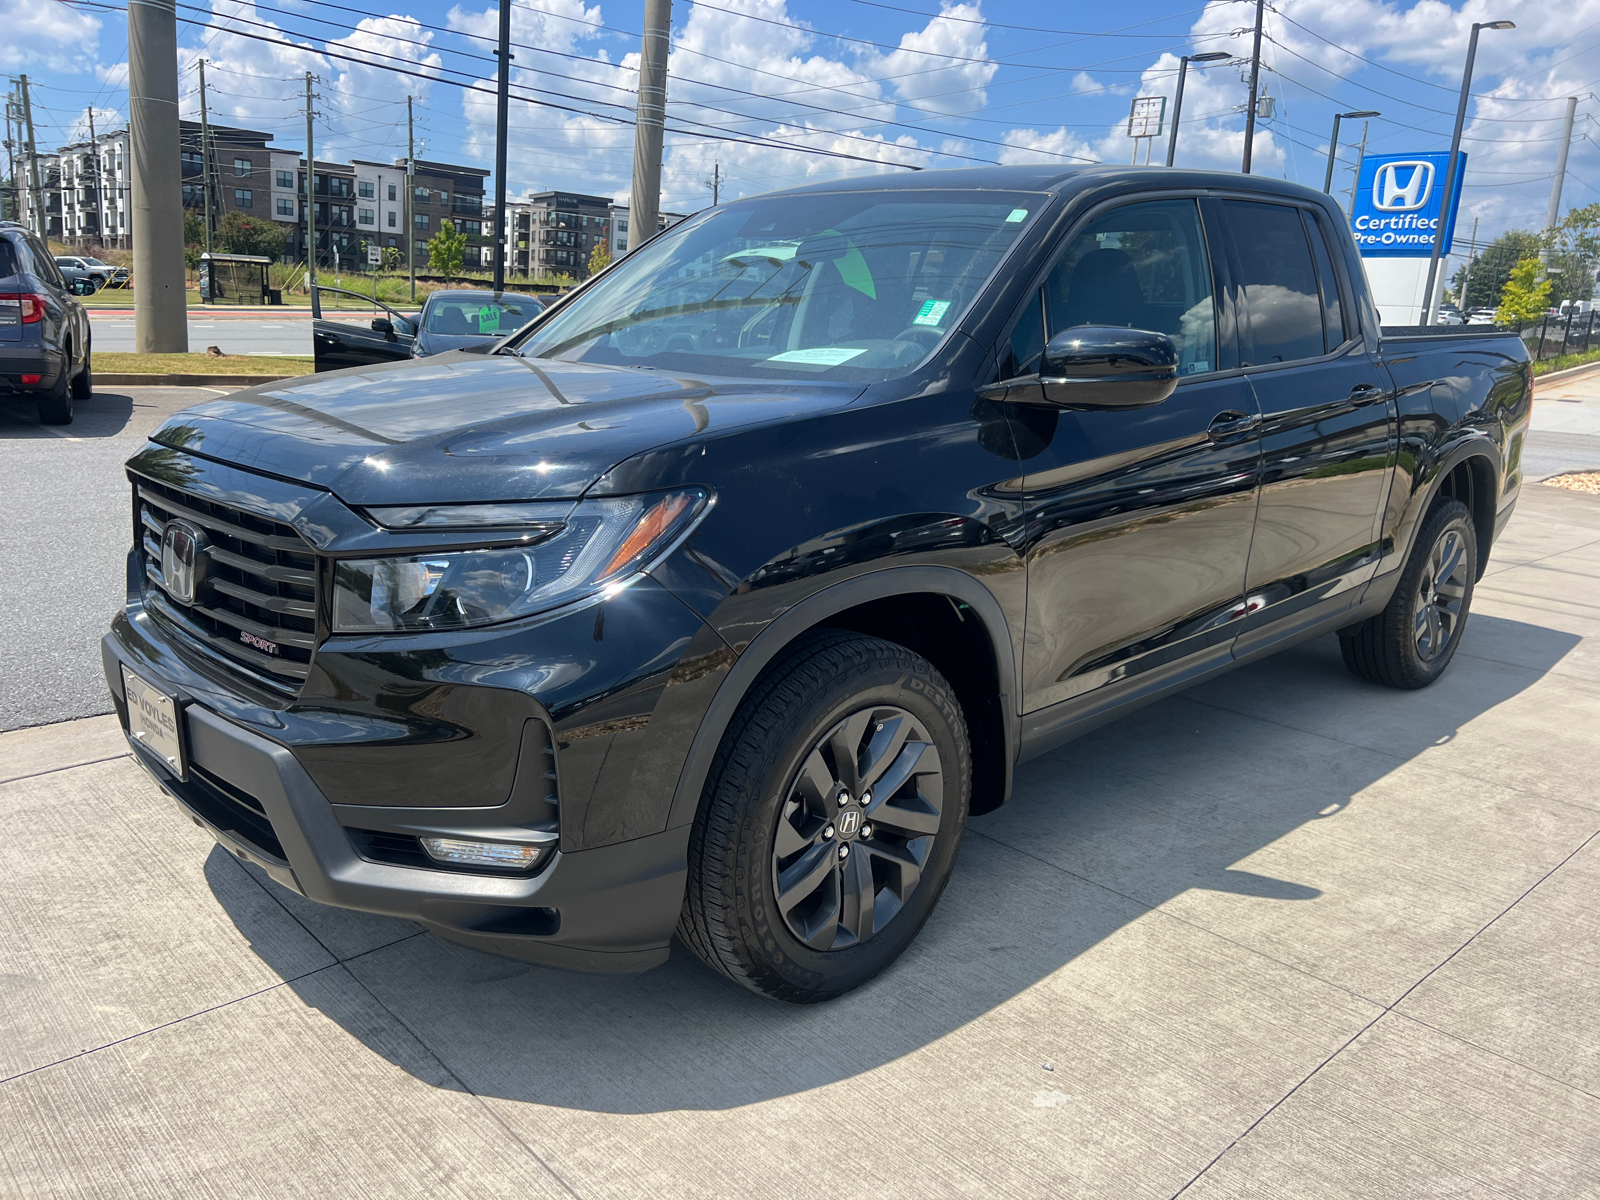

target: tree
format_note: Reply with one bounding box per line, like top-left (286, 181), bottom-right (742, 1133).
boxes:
top-left (382, 245), bottom-right (404, 271)
top-left (217, 211), bottom-right (287, 260)
top-left (1452, 229), bottom-right (1540, 310)
top-left (182, 211), bottom-right (206, 270)
top-left (1495, 257), bottom-right (1552, 326)
top-left (427, 219), bottom-right (466, 278)
top-left (1541, 203), bottom-right (1600, 307)
top-left (587, 241), bottom-right (613, 277)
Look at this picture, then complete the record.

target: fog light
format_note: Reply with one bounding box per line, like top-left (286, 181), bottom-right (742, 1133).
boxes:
top-left (420, 836), bottom-right (549, 871)
top-left (20, 374), bottom-right (41, 385)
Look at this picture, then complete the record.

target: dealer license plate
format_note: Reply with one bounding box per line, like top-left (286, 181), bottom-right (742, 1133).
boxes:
top-left (122, 666), bottom-right (186, 778)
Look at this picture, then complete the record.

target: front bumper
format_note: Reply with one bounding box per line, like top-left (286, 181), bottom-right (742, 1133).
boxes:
top-left (104, 622), bottom-right (693, 974)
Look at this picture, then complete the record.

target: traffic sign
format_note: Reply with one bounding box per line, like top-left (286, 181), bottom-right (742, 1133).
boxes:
top-left (367, 244), bottom-right (382, 266)
top-left (1127, 96), bottom-right (1167, 139)
top-left (1350, 151), bottom-right (1466, 258)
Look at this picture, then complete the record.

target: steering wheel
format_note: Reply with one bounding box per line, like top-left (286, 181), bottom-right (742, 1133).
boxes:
top-left (895, 325), bottom-right (945, 349)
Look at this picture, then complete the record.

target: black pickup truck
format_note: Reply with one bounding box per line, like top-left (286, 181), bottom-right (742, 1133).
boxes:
top-left (105, 167), bottom-right (1531, 1003)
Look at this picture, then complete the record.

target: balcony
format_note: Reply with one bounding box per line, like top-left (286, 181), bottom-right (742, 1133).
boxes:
top-left (452, 197), bottom-right (483, 217)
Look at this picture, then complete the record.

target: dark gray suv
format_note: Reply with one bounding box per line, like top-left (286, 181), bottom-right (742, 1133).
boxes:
top-left (1, 222), bottom-right (95, 424)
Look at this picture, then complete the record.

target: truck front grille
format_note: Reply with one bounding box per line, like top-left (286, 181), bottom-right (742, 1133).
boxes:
top-left (134, 475), bottom-right (319, 694)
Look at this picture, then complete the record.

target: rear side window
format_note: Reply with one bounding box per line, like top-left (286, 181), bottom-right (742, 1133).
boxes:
top-left (1304, 210), bottom-right (1349, 350)
top-left (0, 239), bottom-right (18, 279)
top-left (1042, 198), bottom-right (1216, 376)
top-left (1215, 200), bottom-right (1324, 366)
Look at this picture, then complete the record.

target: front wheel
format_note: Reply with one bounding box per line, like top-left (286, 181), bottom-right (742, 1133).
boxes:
top-left (679, 630), bottom-right (970, 1002)
top-left (1340, 498), bottom-right (1477, 688)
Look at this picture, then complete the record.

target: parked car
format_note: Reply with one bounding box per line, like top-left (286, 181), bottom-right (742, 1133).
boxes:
top-left (1435, 307), bottom-right (1464, 325)
top-left (1, 221), bottom-right (97, 423)
top-left (1467, 308), bottom-right (1498, 325)
top-left (53, 254), bottom-right (127, 290)
top-left (411, 289), bottom-right (545, 358)
top-left (105, 167), bottom-right (1532, 1002)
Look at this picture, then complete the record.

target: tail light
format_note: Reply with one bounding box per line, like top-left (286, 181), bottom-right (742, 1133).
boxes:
top-left (0, 293), bottom-right (47, 323)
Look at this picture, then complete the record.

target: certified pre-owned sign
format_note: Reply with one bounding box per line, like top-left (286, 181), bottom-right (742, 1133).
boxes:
top-left (1350, 151), bottom-right (1466, 258)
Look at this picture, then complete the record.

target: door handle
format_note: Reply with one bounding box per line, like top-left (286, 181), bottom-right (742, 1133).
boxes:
top-left (1349, 384), bottom-right (1385, 406)
top-left (1208, 410), bottom-right (1261, 441)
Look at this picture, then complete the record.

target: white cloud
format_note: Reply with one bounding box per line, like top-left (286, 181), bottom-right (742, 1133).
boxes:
top-left (2, 3), bottom-right (102, 72)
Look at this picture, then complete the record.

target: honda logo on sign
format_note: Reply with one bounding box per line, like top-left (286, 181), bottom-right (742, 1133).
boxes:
top-left (1373, 160), bottom-right (1434, 212)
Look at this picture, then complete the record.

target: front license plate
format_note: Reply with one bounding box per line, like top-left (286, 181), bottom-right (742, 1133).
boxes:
top-left (122, 666), bottom-right (186, 778)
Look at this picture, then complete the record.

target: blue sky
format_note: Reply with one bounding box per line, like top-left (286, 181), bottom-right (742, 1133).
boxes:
top-left (12, 0), bottom-right (1600, 246)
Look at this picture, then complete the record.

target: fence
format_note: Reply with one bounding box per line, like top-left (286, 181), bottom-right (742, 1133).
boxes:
top-left (1519, 310), bottom-right (1600, 364)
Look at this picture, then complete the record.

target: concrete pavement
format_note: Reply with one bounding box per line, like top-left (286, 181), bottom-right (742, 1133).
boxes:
top-left (1530, 366), bottom-right (1600, 481)
top-left (2, 483), bottom-right (1597, 1197)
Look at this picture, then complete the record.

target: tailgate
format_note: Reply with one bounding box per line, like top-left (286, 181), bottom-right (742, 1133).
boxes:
top-left (0, 296), bottom-right (21, 342)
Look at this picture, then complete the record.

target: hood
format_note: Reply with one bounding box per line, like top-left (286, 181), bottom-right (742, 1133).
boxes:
top-left (415, 330), bottom-right (497, 357)
top-left (148, 352), bottom-right (864, 506)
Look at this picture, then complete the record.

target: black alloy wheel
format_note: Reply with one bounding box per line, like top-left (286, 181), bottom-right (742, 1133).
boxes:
top-left (680, 629), bottom-right (970, 1003)
top-left (771, 704), bottom-right (944, 952)
top-left (1340, 498), bottom-right (1477, 688)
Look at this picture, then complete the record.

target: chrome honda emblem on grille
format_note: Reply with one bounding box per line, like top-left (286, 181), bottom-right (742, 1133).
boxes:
top-left (159, 520), bottom-right (208, 606)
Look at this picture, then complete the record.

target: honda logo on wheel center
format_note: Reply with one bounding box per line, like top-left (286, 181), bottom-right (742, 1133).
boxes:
top-left (836, 807), bottom-right (862, 838)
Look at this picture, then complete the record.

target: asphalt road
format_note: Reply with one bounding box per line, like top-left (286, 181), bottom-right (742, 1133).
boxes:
top-left (0, 386), bottom-right (235, 732)
top-left (2, 371), bottom-right (1598, 734)
top-left (88, 314), bottom-right (312, 356)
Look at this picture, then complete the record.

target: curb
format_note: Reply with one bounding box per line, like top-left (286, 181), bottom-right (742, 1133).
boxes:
top-left (96, 373), bottom-right (303, 386)
top-left (1533, 359), bottom-right (1600, 386)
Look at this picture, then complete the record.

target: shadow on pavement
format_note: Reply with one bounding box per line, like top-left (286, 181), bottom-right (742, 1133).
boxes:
top-left (0, 391), bottom-right (136, 439)
top-left (209, 615), bottom-right (1580, 1114)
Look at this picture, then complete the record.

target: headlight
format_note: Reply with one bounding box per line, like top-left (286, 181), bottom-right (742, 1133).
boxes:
top-left (332, 489), bottom-right (709, 633)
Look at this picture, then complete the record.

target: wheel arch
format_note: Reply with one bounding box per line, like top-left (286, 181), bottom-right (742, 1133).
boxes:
top-left (1419, 440), bottom-right (1501, 582)
top-left (665, 566), bottom-right (1019, 831)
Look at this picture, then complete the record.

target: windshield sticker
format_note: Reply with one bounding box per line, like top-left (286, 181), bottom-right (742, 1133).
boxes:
top-left (478, 305), bottom-right (502, 333)
top-left (1006, 208), bottom-right (1029, 223)
top-left (767, 347), bottom-right (868, 366)
top-left (912, 299), bottom-right (952, 327)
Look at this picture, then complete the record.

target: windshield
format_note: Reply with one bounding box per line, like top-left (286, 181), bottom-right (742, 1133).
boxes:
top-left (425, 295), bottom-right (540, 337)
top-left (512, 188), bottom-right (1043, 381)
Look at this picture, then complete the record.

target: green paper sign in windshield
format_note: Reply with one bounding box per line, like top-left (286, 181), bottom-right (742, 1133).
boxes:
top-left (478, 305), bottom-right (501, 333)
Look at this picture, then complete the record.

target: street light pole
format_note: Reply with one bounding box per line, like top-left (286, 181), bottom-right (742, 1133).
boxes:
top-left (1423, 20), bottom-right (1514, 326)
top-left (1166, 51), bottom-right (1229, 167)
top-left (1325, 110), bottom-right (1380, 194)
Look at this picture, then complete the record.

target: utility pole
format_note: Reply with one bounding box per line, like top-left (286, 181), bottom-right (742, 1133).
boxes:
top-left (19, 75), bottom-right (43, 237)
top-left (2, 90), bottom-right (13, 223)
top-left (406, 95), bottom-right (415, 302)
top-left (1241, 0), bottom-right (1265, 174)
top-left (1458, 216), bottom-right (1480, 308)
top-left (707, 162), bottom-right (719, 205)
top-left (1543, 95), bottom-right (1578, 259)
top-left (492, 0), bottom-right (511, 293)
top-left (1343, 119), bottom-right (1371, 219)
top-left (86, 104), bottom-right (103, 248)
top-left (304, 71), bottom-right (316, 290)
top-left (198, 60), bottom-right (212, 258)
top-left (628, 0), bottom-right (671, 250)
top-left (128, 0), bottom-right (187, 352)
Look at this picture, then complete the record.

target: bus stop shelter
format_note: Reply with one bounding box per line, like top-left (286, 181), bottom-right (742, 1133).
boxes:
top-left (198, 253), bottom-right (280, 305)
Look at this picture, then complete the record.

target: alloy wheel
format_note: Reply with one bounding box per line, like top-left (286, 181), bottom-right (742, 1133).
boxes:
top-left (771, 705), bottom-right (944, 952)
top-left (1414, 526), bottom-right (1469, 661)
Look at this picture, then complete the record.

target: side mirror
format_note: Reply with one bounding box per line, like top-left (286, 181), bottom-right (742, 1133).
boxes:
top-left (73, 278), bottom-right (98, 296)
top-left (1035, 326), bottom-right (1178, 410)
top-left (371, 317), bottom-right (395, 337)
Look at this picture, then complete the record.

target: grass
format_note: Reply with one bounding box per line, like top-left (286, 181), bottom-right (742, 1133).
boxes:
top-left (96, 353), bottom-right (315, 375)
top-left (1532, 347), bottom-right (1600, 377)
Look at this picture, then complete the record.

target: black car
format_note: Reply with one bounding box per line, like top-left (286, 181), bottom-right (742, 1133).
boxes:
top-left (411, 289), bottom-right (545, 358)
top-left (105, 167), bottom-right (1531, 1003)
top-left (310, 286), bottom-right (547, 371)
top-left (1, 222), bottom-right (96, 424)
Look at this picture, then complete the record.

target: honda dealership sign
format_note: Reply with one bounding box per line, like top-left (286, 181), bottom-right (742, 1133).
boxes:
top-left (1350, 152), bottom-right (1466, 257)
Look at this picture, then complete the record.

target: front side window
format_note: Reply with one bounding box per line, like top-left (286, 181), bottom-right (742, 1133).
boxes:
top-left (1213, 200), bottom-right (1324, 366)
top-left (514, 189), bottom-right (1042, 382)
top-left (1042, 198), bottom-right (1215, 376)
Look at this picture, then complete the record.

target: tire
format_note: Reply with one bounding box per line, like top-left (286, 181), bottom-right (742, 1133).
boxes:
top-left (1340, 498), bottom-right (1476, 688)
top-left (35, 366), bottom-right (73, 425)
top-left (71, 341), bottom-right (93, 400)
top-left (679, 629), bottom-right (971, 1003)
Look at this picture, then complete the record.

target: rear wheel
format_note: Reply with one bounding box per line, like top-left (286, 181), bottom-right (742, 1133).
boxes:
top-left (35, 364), bottom-right (73, 425)
top-left (1340, 498), bottom-right (1476, 688)
top-left (679, 629), bottom-right (970, 1002)
top-left (70, 340), bottom-right (93, 400)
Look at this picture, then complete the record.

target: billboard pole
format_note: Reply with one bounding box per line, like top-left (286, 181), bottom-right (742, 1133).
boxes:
top-left (1423, 20), bottom-right (1514, 325)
